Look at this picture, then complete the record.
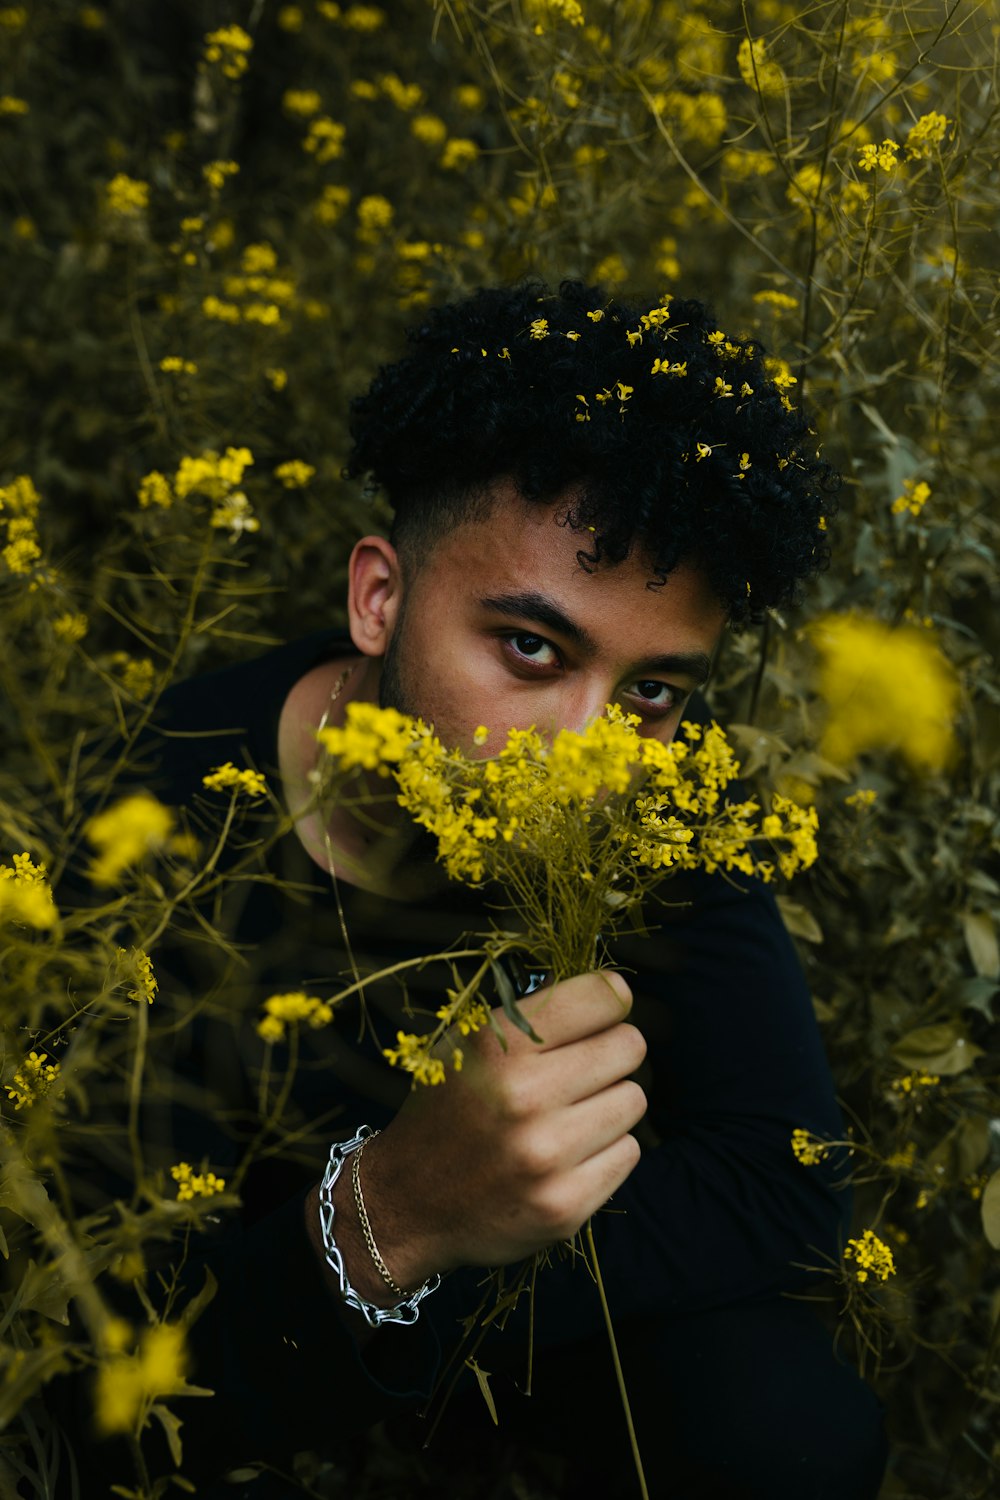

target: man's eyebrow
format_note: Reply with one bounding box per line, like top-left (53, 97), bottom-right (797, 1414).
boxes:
top-left (477, 590), bottom-right (714, 685)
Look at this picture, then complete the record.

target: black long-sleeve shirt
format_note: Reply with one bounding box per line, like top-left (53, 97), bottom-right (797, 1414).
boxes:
top-left (58, 629), bottom-right (849, 1485)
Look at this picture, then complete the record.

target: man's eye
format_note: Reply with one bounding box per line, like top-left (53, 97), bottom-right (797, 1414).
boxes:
top-left (507, 633), bottom-right (558, 666)
top-left (631, 680), bottom-right (679, 710)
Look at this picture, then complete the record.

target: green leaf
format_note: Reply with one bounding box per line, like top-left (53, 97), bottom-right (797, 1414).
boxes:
top-left (891, 1021), bottom-right (984, 1076)
top-left (465, 1358), bottom-right (498, 1426)
top-left (981, 1170), bottom-right (1000, 1250)
top-left (962, 911), bottom-right (1000, 980)
top-left (776, 896), bottom-right (823, 944)
top-left (148, 1402), bottom-right (184, 1467)
top-left (925, 1116), bottom-right (989, 1185)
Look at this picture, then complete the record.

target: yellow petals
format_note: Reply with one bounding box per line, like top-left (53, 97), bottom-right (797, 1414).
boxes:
top-left (84, 794), bottom-right (175, 888)
top-left (843, 1230), bottom-right (896, 1283)
top-left (809, 614), bottom-right (958, 774)
top-left (257, 991), bottom-right (336, 1042)
top-left (202, 762), bottom-right (268, 798)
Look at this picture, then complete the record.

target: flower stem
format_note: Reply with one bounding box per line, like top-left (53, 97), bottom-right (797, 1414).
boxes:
top-left (585, 1219), bottom-right (650, 1500)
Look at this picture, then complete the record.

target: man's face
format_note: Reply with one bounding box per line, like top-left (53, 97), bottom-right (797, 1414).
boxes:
top-left (375, 485), bottom-right (727, 755)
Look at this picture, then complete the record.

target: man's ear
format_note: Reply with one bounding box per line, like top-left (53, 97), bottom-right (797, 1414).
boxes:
top-left (347, 535), bottom-right (403, 657)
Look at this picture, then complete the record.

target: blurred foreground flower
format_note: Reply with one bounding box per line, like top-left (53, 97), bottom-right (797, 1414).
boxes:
top-left (809, 614), bottom-right (958, 773)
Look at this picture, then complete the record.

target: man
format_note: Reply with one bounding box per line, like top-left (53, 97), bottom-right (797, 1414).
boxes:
top-left (76, 281), bottom-right (887, 1497)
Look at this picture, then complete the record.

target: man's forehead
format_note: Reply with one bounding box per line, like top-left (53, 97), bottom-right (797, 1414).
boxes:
top-left (418, 496), bottom-right (726, 657)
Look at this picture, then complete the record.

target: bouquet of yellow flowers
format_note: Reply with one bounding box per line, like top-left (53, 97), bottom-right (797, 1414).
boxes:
top-left (315, 700), bottom-right (818, 1084)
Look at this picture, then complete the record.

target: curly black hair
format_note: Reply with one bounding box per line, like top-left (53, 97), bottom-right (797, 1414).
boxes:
top-left (346, 279), bottom-right (838, 625)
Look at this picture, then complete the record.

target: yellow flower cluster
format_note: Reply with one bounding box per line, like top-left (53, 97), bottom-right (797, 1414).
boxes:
top-left (737, 37), bottom-right (785, 98)
top-left (0, 852), bottom-right (57, 929)
top-left (202, 159), bottom-right (239, 193)
top-left (202, 25), bottom-right (252, 80)
top-left (809, 614), bottom-right (958, 774)
top-left (257, 990), bottom-right (336, 1043)
top-left (440, 137), bottom-right (479, 171)
top-left (527, 0), bottom-right (585, 31)
top-left (383, 1029), bottom-right (448, 1085)
top-left (84, 793), bottom-right (175, 888)
top-left (273, 460), bottom-right (315, 488)
top-left (171, 1162), bottom-right (226, 1200)
top-left (104, 173), bottom-right (149, 217)
top-left (891, 478), bottom-right (931, 517)
top-left (905, 112), bottom-right (950, 160)
top-left (116, 946), bottom-right (157, 1004)
top-left (890, 1070), bottom-right (940, 1095)
top-left (303, 116), bottom-right (346, 163)
top-left (844, 788), bottom-right (877, 810)
top-left (858, 140), bottom-right (900, 173)
top-left (791, 1128), bottom-right (832, 1166)
top-left (0, 94), bottom-right (28, 115)
top-left (316, 703), bottom-right (417, 774)
top-left (160, 355), bottom-right (198, 376)
top-left (94, 1322), bottom-right (188, 1435)
top-left (202, 762), bottom-right (268, 798)
top-left (843, 1229), bottom-right (896, 1284)
top-left (283, 88), bottom-right (323, 117)
top-left (5, 1050), bottom-right (60, 1110)
top-left (0, 474), bottom-right (42, 576)
top-left (357, 193), bottom-right (393, 241)
top-left (138, 447), bottom-right (260, 536)
top-left (314, 183), bottom-right (351, 225)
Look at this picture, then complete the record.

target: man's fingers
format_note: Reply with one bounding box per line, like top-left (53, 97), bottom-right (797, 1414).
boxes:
top-left (502, 969), bottom-right (633, 1053)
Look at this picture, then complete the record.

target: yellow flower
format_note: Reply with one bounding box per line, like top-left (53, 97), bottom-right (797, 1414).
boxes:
top-left (104, 174), bottom-right (148, 216)
top-left (202, 762), bottom-right (268, 798)
top-left (171, 1162), bottom-right (226, 1200)
top-left (202, 24), bottom-right (252, 79)
top-left (891, 478), bottom-right (930, 517)
top-left (411, 113), bottom-right (448, 146)
top-left (117, 946), bottom-right (158, 1004)
top-left (283, 88), bottom-right (323, 118)
top-left (202, 159), bottom-right (239, 193)
top-left (440, 137), bottom-right (479, 171)
top-left (906, 112), bottom-right (950, 159)
top-left (843, 1230), bottom-right (896, 1284)
top-left (304, 116), bottom-right (346, 163)
top-left (137, 471), bottom-right (173, 509)
top-left (273, 460), bottom-right (315, 489)
top-left (0, 95), bottom-right (29, 115)
top-left (174, 446), bottom-right (254, 501)
top-left (858, 140), bottom-right (900, 172)
top-left (791, 1128), bottom-right (831, 1165)
top-left (317, 703), bottom-right (417, 774)
top-left (159, 356), bottom-right (198, 376)
top-left (0, 853), bottom-right (57, 929)
top-left (5, 1050), bottom-right (60, 1110)
top-left (737, 37), bottom-right (785, 97)
top-left (256, 991), bottom-right (335, 1042)
top-left (383, 1030), bottom-right (447, 1085)
top-left (342, 3), bottom-right (385, 29)
top-left (809, 614), bottom-right (958, 773)
top-left (94, 1323), bottom-right (188, 1435)
top-left (314, 183), bottom-right (351, 225)
top-left (356, 194), bottom-right (393, 241)
top-left (53, 611), bottom-right (88, 643)
top-left (454, 85), bottom-right (484, 110)
top-left (84, 794), bottom-right (175, 887)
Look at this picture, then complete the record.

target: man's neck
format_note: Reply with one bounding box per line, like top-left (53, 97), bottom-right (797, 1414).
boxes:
top-left (276, 654), bottom-right (404, 887)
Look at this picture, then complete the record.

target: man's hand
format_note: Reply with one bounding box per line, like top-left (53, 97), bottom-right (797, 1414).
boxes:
top-left (317, 971), bottom-right (647, 1303)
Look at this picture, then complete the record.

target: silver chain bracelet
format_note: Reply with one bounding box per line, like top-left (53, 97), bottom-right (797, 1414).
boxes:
top-left (317, 1124), bottom-right (442, 1328)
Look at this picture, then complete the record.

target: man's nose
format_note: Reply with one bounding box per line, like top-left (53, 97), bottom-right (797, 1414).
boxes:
top-left (559, 680), bottom-right (618, 734)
